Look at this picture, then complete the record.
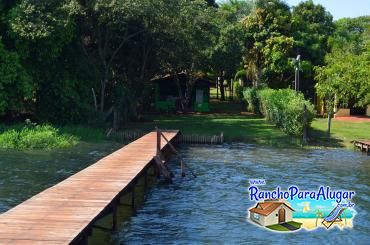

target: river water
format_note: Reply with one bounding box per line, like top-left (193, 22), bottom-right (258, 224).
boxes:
top-left (0, 143), bottom-right (369, 244)
top-left (117, 144), bottom-right (370, 244)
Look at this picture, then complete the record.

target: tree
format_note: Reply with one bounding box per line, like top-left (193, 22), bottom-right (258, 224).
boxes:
top-left (208, 0), bottom-right (253, 100)
top-left (315, 16), bottom-right (370, 138)
top-left (292, 0), bottom-right (334, 97)
top-left (0, 40), bottom-right (33, 116)
top-left (243, 0), bottom-right (293, 87)
top-left (6, 0), bottom-right (94, 123)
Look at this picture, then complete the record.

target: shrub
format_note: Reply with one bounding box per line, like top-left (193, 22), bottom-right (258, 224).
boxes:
top-left (243, 88), bottom-right (315, 136)
top-left (0, 124), bottom-right (78, 149)
top-left (233, 81), bottom-right (244, 101)
top-left (243, 87), bottom-right (260, 114)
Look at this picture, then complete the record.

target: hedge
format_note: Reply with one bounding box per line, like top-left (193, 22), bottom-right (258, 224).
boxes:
top-left (243, 88), bottom-right (315, 136)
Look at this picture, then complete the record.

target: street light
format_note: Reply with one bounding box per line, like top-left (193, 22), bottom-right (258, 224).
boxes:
top-left (294, 55), bottom-right (301, 91)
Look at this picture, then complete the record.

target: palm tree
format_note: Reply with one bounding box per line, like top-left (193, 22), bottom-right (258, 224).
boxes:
top-left (315, 209), bottom-right (324, 227)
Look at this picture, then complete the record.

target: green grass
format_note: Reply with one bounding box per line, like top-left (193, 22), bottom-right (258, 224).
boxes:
top-left (266, 224), bottom-right (290, 231)
top-left (310, 118), bottom-right (370, 148)
top-left (60, 125), bottom-right (107, 142)
top-left (0, 123), bottom-right (114, 150)
top-left (0, 124), bottom-right (79, 150)
top-left (124, 100), bottom-right (300, 146)
top-left (266, 221), bottom-right (302, 231)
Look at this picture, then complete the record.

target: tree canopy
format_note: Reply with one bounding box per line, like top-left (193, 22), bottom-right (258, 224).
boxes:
top-left (0, 0), bottom-right (368, 127)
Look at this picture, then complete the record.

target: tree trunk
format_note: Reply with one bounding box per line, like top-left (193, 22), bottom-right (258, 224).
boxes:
top-left (255, 66), bottom-right (262, 87)
top-left (327, 111), bottom-right (332, 140)
top-left (100, 81), bottom-right (106, 113)
top-left (303, 104), bottom-right (308, 143)
top-left (219, 72), bottom-right (225, 101)
top-left (216, 78), bottom-right (219, 99)
top-left (112, 107), bottom-right (118, 132)
top-left (174, 74), bottom-right (185, 110)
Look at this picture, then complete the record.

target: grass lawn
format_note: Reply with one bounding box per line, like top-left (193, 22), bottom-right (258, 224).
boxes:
top-left (124, 100), bottom-right (300, 146)
top-left (310, 118), bottom-right (370, 148)
top-left (266, 221), bottom-right (302, 232)
top-left (266, 224), bottom-right (290, 231)
top-left (125, 99), bottom-right (369, 148)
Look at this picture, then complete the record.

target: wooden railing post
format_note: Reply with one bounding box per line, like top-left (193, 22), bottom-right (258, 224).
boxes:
top-left (156, 127), bottom-right (161, 156)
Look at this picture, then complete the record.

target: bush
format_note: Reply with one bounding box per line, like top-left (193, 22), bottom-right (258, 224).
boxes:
top-left (243, 87), bottom-right (260, 114)
top-left (233, 81), bottom-right (244, 101)
top-left (0, 124), bottom-right (78, 149)
top-left (243, 88), bottom-right (315, 136)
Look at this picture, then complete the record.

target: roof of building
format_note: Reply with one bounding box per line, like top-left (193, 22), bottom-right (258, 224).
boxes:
top-left (249, 202), bottom-right (294, 216)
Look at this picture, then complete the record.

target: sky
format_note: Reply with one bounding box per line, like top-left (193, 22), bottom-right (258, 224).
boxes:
top-left (217, 0), bottom-right (370, 20)
top-left (284, 0), bottom-right (370, 20)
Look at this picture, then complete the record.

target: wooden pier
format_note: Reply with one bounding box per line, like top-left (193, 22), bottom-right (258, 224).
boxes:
top-left (0, 130), bottom-right (179, 244)
top-left (353, 140), bottom-right (370, 153)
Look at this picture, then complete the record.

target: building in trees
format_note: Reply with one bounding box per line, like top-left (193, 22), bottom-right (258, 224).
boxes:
top-left (151, 73), bottom-right (210, 113)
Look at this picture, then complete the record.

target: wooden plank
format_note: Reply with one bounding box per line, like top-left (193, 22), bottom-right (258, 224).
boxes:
top-left (0, 131), bottom-right (179, 244)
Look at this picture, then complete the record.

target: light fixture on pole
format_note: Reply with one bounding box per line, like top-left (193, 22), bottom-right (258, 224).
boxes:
top-left (294, 55), bottom-right (301, 91)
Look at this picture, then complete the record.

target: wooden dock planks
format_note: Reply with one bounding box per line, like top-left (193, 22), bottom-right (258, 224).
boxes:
top-left (353, 140), bottom-right (370, 153)
top-left (0, 131), bottom-right (179, 244)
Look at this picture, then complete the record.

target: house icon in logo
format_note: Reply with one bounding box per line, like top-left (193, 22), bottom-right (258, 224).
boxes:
top-left (249, 199), bottom-right (295, 227)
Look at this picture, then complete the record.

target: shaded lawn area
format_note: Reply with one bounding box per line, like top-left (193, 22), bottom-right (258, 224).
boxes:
top-left (267, 221), bottom-right (302, 232)
top-left (310, 118), bottom-right (370, 148)
top-left (124, 113), bottom-right (299, 145)
top-left (266, 224), bottom-right (290, 231)
top-left (124, 99), bottom-right (299, 145)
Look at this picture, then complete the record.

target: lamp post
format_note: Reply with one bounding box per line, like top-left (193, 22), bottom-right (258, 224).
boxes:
top-left (294, 55), bottom-right (301, 91)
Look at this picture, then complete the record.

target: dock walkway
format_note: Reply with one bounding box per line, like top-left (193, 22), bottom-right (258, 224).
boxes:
top-left (0, 131), bottom-right (179, 244)
top-left (353, 140), bottom-right (370, 153)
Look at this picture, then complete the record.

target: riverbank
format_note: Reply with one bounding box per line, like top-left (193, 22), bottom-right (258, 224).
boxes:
top-left (0, 123), bottom-right (111, 150)
top-left (123, 113), bottom-right (370, 149)
top-left (310, 118), bottom-right (370, 148)
top-left (1, 101), bottom-right (369, 150)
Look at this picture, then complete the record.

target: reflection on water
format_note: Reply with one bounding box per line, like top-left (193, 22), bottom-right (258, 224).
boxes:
top-left (0, 143), bottom-right (369, 244)
top-left (117, 144), bottom-right (370, 244)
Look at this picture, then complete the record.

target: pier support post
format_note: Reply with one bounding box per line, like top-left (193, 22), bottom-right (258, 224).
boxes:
top-left (181, 160), bottom-right (185, 177)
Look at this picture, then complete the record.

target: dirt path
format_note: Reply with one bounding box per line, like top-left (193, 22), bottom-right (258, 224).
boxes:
top-left (280, 222), bottom-right (299, 231)
top-left (334, 116), bottom-right (370, 122)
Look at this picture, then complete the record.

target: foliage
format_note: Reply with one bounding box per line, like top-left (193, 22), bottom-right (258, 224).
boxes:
top-left (8, 0), bottom-right (78, 60)
top-left (0, 39), bottom-right (33, 115)
top-left (208, 0), bottom-right (253, 100)
top-left (290, 0), bottom-right (334, 96)
top-left (243, 88), bottom-right (315, 136)
top-left (0, 0), bottom-right (368, 132)
top-left (315, 16), bottom-right (370, 109)
top-left (243, 87), bottom-right (260, 114)
top-left (0, 123), bottom-right (78, 149)
top-left (233, 81), bottom-right (243, 101)
top-left (243, 0), bottom-right (293, 87)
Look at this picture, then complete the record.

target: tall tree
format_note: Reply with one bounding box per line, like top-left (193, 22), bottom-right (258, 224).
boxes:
top-left (243, 0), bottom-right (293, 87)
top-left (315, 16), bottom-right (370, 138)
top-left (209, 0), bottom-right (253, 100)
top-left (292, 0), bottom-right (334, 97)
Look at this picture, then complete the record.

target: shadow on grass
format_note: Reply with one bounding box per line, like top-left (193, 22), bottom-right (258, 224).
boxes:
top-left (124, 113), bottom-right (309, 148)
top-left (308, 126), bottom-right (346, 148)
